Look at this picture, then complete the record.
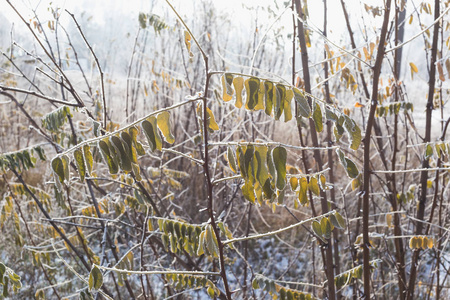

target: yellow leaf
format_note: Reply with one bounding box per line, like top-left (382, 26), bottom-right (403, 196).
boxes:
top-left (233, 77), bottom-right (244, 108)
top-left (386, 213), bottom-right (392, 228)
top-left (308, 177), bottom-right (320, 196)
top-left (437, 62), bottom-right (445, 82)
top-left (290, 177), bottom-right (298, 191)
top-left (354, 102), bottom-right (365, 108)
top-left (410, 62), bottom-right (418, 79)
top-left (363, 47), bottom-right (370, 61)
top-left (157, 111), bottom-right (175, 144)
top-left (221, 73), bottom-right (234, 102)
top-left (184, 31), bottom-right (193, 57)
top-left (206, 107), bottom-right (219, 131)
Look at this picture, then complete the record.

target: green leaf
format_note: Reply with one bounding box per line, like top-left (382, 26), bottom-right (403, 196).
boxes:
top-left (344, 116), bottom-right (362, 150)
top-left (321, 217), bottom-right (331, 239)
top-left (313, 102), bottom-right (323, 132)
top-left (345, 158), bottom-right (359, 179)
top-left (99, 140), bottom-right (119, 174)
top-left (252, 278), bottom-right (260, 289)
top-left (3, 276), bottom-right (9, 297)
top-left (325, 107), bottom-right (338, 122)
top-left (0, 263), bottom-right (5, 283)
top-left (254, 146), bottom-right (269, 186)
top-left (132, 163), bottom-right (142, 181)
top-left (272, 147), bottom-right (287, 190)
top-left (83, 145), bottom-right (93, 175)
top-left (336, 149), bottom-right (359, 179)
top-left (264, 81), bottom-right (275, 116)
top-left (262, 178), bottom-right (275, 200)
top-left (267, 148), bottom-right (276, 180)
top-left (221, 73), bottom-right (234, 101)
top-left (244, 145), bottom-right (255, 183)
top-left (293, 88), bottom-right (311, 118)
top-left (254, 81), bottom-right (265, 111)
top-left (245, 77), bottom-right (260, 110)
top-left (227, 147), bottom-right (237, 173)
top-left (205, 225), bottom-right (219, 257)
top-left (311, 220), bottom-right (322, 238)
top-left (73, 149), bottom-right (86, 182)
top-left (157, 111), bottom-right (175, 144)
top-left (197, 231), bottom-right (205, 256)
top-left (121, 131), bottom-right (137, 164)
top-left (51, 157), bottom-right (65, 183)
top-left (34, 146), bottom-right (46, 161)
top-left (334, 212), bottom-right (346, 228)
top-left (277, 189), bottom-right (285, 204)
top-left (88, 265), bottom-right (103, 291)
top-left (425, 144), bottom-right (433, 159)
top-left (275, 84), bottom-right (286, 120)
top-left (110, 135), bottom-right (132, 172)
top-left (138, 12), bottom-right (147, 29)
top-left (329, 212), bottom-right (345, 229)
top-left (142, 116), bottom-right (162, 151)
top-left (41, 105), bottom-right (72, 132)
top-left (236, 146), bottom-right (247, 179)
top-left (61, 155), bottom-right (70, 183)
top-left (233, 77), bottom-right (244, 108)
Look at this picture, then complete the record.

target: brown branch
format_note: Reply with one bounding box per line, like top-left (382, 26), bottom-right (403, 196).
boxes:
top-left (361, 1), bottom-right (392, 298)
top-left (294, 0), bottom-right (335, 298)
top-left (407, 1), bottom-right (441, 298)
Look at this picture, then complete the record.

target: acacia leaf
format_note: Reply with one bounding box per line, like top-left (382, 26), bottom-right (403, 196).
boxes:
top-left (142, 116), bottom-right (162, 151)
top-left (111, 135), bottom-right (132, 172)
top-left (313, 102), bottom-right (323, 132)
top-left (284, 89), bottom-right (293, 122)
top-left (73, 149), bottom-right (86, 182)
top-left (293, 88), bottom-right (311, 118)
top-left (51, 157), bottom-right (65, 183)
top-left (99, 140), bottom-right (119, 174)
top-left (157, 111), bottom-right (175, 144)
top-left (88, 265), bottom-right (103, 291)
top-left (264, 81), bottom-right (275, 116)
top-left (245, 77), bottom-right (260, 110)
top-left (221, 73), bottom-right (234, 101)
top-left (83, 144), bottom-right (93, 174)
top-left (272, 147), bottom-right (287, 190)
top-left (233, 77), bottom-right (244, 108)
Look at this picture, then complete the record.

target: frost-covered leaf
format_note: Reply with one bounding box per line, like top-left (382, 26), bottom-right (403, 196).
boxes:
top-left (272, 147), bottom-right (287, 190)
top-left (142, 116), bottom-right (162, 151)
top-left (245, 77), bottom-right (260, 110)
top-left (313, 102), bottom-right (323, 132)
top-left (221, 73), bottom-right (234, 101)
top-left (233, 77), bottom-right (244, 108)
top-left (73, 149), bottom-right (86, 182)
top-left (293, 88), bottom-right (311, 118)
top-left (88, 265), bottom-right (103, 292)
top-left (157, 111), bottom-right (175, 144)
